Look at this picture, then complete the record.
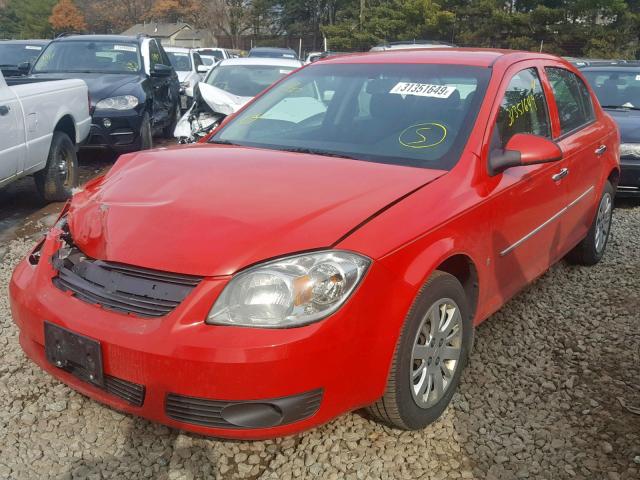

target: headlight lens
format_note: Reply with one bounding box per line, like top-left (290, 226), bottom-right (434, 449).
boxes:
top-left (620, 143), bottom-right (640, 158)
top-left (95, 95), bottom-right (139, 110)
top-left (207, 251), bottom-right (370, 328)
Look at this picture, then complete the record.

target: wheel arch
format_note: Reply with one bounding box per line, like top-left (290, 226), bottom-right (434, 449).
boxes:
top-left (54, 114), bottom-right (77, 145)
top-left (433, 254), bottom-right (480, 321)
top-left (607, 167), bottom-right (620, 189)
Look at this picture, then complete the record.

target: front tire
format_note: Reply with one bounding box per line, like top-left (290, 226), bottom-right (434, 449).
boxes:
top-left (34, 131), bottom-right (78, 203)
top-left (565, 181), bottom-right (614, 266)
top-left (366, 271), bottom-right (473, 430)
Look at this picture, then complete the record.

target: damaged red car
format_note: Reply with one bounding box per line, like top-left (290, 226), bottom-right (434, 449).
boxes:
top-left (10, 49), bottom-right (619, 439)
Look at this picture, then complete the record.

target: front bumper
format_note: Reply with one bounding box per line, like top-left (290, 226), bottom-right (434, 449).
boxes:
top-left (9, 231), bottom-right (403, 439)
top-left (84, 110), bottom-right (144, 152)
top-left (619, 156), bottom-right (640, 197)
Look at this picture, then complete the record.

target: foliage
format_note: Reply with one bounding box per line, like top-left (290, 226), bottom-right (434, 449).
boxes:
top-left (49, 0), bottom-right (86, 32)
top-left (1, 0), bottom-right (640, 57)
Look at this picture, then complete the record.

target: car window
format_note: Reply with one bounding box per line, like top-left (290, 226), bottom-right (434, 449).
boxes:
top-left (493, 68), bottom-right (551, 149)
top-left (149, 41), bottom-right (162, 69)
top-left (0, 43), bottom-right (44, 66)
top-left (193, 53), bottom-right (203, 68)
top-left (213, 63), bottom-right (491, 171)
top-left (205, 64), bottom-right (296, 97)
top-left (545, 67), bottom-right (595, 135)
top-left (166, 51), bottom-right (191, 71)
top-left (582, 69), bottom-right (640, 108)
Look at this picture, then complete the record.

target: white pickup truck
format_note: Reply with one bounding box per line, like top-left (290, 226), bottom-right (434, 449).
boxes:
top-left (0, 71), bottom-right (91, 202)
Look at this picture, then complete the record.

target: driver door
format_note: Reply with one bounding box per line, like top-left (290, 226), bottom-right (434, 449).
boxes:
top-left (485, 63), bottom-right (570, 305)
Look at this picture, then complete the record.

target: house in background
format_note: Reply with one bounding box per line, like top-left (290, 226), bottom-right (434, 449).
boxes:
top-left (121, 22), bottom-right (216, 48)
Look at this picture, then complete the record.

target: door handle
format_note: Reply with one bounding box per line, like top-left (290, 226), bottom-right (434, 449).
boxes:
top-left (552, 168), bottom-right (569, 181)
top-left (595, 145), bottom-right (607, 156)
top-left (0, 105), bottom-right (10, 116)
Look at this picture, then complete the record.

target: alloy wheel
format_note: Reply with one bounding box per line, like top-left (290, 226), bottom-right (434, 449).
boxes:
top-left (595, 192), bottom-right (612, 253)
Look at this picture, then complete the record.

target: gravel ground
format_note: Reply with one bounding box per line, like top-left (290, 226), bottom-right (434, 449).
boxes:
top-left (0, 200), bottom-right (638, 480)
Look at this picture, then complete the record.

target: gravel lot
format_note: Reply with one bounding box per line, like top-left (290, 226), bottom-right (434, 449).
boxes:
top-left (0, 185), bottom-right (638, 479)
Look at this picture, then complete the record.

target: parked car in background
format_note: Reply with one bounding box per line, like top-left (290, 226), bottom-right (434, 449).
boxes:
top-left (28, 34), bottom-right (180, 152)
top-left (11, 49), bottom-right (619, 439)
top-left (0, 40), bottom-right (49, 77)
top-left (305, 51), bottom-right (323, 63)
top-left (582, 65), bottom-right (640, 196)
top-left (0, 70), bottom-right (90, 201)
top-left (165, 46), bottom-right (207, 110)
top-left (174, 57), bottom-right (302, 143)
top-left (248, 47), bottom-right (298, 60)
top-left (196, 47), bottom-right (232, 62)
top-left (305, 51), bottom-right (347, 63)
top-left (370, 40), bottom-right (455, 51)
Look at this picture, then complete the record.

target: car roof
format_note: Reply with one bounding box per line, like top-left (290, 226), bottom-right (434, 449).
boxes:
top-left (316, 48), bottom-right (565, 68)
top-left (250, 47), bottom-right (296, 53)
top-left (217, 57), bottom-right (303, 68)
top-left (0, 39), bottom-right (49, 45)
top-left (581, 65), bottom-right (640, 72)
top-left (51, 34), bottom-right (140, 43)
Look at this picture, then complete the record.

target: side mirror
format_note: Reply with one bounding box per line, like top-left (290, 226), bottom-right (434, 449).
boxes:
top-left (197, 65), bottom-right (209, 73)
top-left (18, 62), bottom-right (30, 73)
top-left (151, 64), bottom-right (172, 77)
top-left (489, 133), bottom-right (562, 176)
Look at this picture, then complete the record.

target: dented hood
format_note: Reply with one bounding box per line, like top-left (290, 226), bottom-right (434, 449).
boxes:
top-left (67, 145), bottom-right (445, 276)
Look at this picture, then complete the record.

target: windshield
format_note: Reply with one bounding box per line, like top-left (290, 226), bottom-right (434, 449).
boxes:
top-left (167, 51), bottom-right (192, 71)
top-left (201, 56), bottom-right (215, 66)
top-left (0, 43), bottom-right (44, 66)
top-left (33, 41), bottom-right (141, 74)
top-left (199, 49), bottom-right (224, 60)
top-left (206, 64), bottom-right (296, 97)
top-left (582, 70), bottom-right (640, 108)
top-left (211, 63), bottom-right (490, 170)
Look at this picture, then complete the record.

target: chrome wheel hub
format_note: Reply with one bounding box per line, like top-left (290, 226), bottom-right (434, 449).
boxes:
top-left (410, 298), bottom-right (463, 409)
top-left (595, 192), bottom-right (612, 253)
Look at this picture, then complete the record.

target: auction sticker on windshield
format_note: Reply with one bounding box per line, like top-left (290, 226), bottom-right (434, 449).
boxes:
top-left (390, 82), bottom-right (456, 98)
top-left (114, 45), bottom-right (137, 52)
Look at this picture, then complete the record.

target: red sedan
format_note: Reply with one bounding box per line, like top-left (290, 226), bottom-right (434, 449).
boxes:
top-left (10, 49), bottom-right (619, 439)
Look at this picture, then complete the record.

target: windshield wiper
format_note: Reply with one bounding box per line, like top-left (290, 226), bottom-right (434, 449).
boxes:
top-left (278, 146), bottom-right (359, 160)
top-left (601, 104), bottom-right (640, 111)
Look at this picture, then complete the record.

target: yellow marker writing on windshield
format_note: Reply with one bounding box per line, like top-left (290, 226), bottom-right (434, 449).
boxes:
top-left (399, 122), bottom-right (447, 149)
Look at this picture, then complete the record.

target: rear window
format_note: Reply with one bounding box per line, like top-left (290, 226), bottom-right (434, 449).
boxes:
top-left (546, 67), bottom-right (595, 135)
top-left (33, 41), bottom-right (141, 74)
top-left (212, 63), bottom-right (491, 170)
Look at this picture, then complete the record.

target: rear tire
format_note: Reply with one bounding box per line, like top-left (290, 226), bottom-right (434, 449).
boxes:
top-left (366, 271), bottom-right (473, 430)
top-left (140, 113), bottom-right (153, 150)
top-left (565, 181), bottom-right (614, 266)
top-left (34, 131), bottom-right (78, 203)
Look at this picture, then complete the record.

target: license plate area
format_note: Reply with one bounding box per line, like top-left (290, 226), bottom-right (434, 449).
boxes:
top-left (44, 322), bottom-right (104, 387)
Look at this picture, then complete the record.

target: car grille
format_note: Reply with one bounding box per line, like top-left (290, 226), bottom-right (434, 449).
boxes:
top-left (165, 389), bottom-right (323, 429)
top-left (105, 375), bottom-right (145, 407)
top-left (52, 245), bottom-right (203, 318)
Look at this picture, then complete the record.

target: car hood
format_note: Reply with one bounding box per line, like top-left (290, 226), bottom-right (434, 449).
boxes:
top-left (604, 108), bottom-right (640, 143)
top-left (29, 72), bottom-right (139, 103)
top-left (67, 145), bottom-right (446, 276)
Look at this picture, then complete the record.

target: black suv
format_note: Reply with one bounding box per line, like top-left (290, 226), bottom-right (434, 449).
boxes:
top-left (28, 34), bottom-right (180, 152)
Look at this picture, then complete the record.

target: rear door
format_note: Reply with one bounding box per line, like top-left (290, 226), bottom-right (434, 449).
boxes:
top-left (486, 63), bottom-right (571, 303)
top-left (0, 77), bottom-right (25, 184)
top-left (543, 65), bottom-right (613, 249)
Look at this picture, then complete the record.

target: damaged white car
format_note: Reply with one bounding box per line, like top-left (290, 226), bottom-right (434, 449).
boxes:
top-left (174, 57), bottom-right (302, 143)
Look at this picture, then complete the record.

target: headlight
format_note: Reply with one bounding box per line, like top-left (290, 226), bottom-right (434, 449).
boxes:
top-left (95, 95), bottom-right (139, 110)
top-left (207, 251), bottom-right (370, 328)
top-left (620, 143), bottom-right (640, 158)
